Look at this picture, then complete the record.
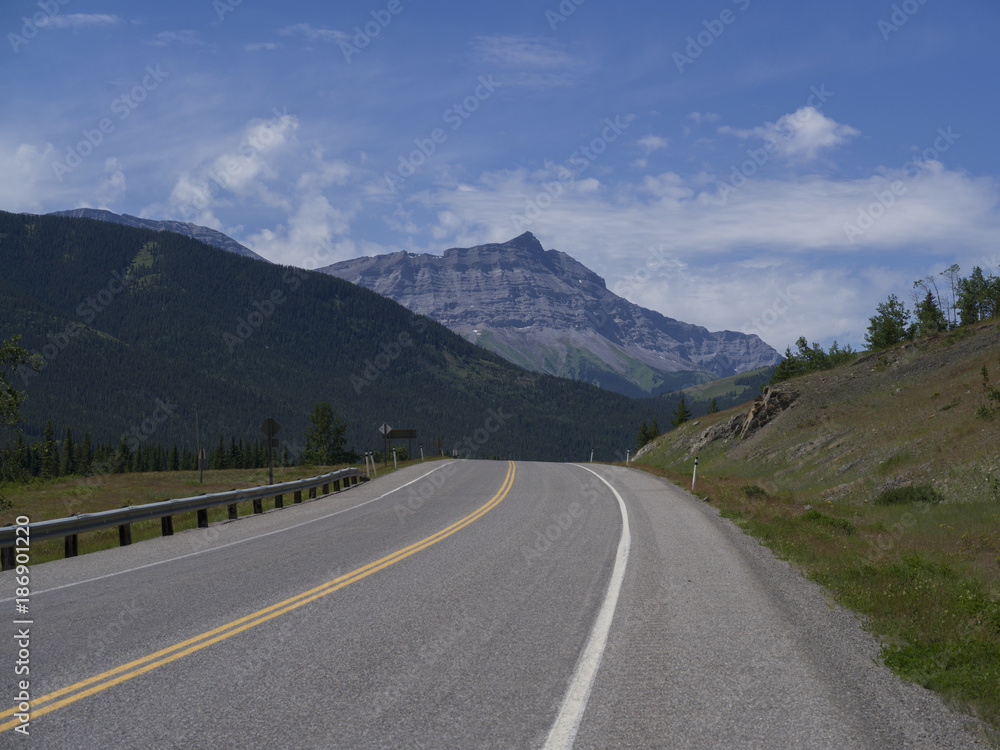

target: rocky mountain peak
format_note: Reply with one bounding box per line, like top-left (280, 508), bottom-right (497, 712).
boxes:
top-left (321, 235), bottom-right (780, 398)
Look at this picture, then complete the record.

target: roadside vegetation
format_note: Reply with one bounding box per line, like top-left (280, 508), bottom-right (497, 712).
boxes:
top-left (0, 457), bottom-right (432, 566)
top-left (635, 320), bottom-right (1000, 735)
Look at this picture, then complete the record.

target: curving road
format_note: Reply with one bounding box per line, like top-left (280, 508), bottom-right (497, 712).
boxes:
top-left (0, 461), bottom-right (989, 748)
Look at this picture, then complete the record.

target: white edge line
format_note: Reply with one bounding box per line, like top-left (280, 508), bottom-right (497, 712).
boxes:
top-left (543, 464), bottom-right (632, 750)
top-left (0, 462), bottom-right (457, 601)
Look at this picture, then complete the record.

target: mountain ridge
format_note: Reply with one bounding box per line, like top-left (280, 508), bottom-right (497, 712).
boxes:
top-left (322, 232), bottom-right (781, 398)
top-left (46, 208), bottom-right (268, 262)
top-left (0, 211), bottom-right (680, 462)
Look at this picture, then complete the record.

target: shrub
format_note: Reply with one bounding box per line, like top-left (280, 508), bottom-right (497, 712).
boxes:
top-left (741, 484), bottom-right (768, 497)
top-left (802, 508), bottom-right (856, 535)
top-left (875, 484), bottom-right (945, 505)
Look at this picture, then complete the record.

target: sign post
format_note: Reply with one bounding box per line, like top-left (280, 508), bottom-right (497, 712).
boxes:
top-left (260, 417), bottom-right (281, 485)
top-left (379, 423), bottom-right (391, 467)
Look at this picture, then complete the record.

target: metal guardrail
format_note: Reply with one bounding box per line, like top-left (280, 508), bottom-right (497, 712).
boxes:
top-left (0, 467), bottom-right (366, 570)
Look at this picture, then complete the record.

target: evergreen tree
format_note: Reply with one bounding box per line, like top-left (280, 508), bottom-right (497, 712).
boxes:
top-left (912, 289), bottom-right (947, 337)
top-left (671, 397), bottom-right (692, 428)
top-left (40, 421), bottom-right (59, 478)
top-left (61, 428), bottom-right (76, 476)
top-left (770, 347), bottom-right (803, 383)
top-left (78, 432), bottom-right (93, 475)
top-left (708, 398), bottom-right (720, 414)
top-left (211, 435), bottom-right (226, 470)
top-left (865, 294), bottom-right (910, 349)
top-left (0, 335), bottom-right (41, 427)
top-left (636, 420), bottom-right (649, 451)
top-left (649, 418), bottom-right (660, 440)
top-left (229, 436), bottom-right (241, 470)
top-left (113, 435), bottom-right (130, 474)
top-left (169, 443), bottom-right (180, 471)
top-left (250, 440), bottom-right (263, 468)
top-left (304, 402), bottom-right (347, 465)
top-left (956, 266), bottom-right (999, 325)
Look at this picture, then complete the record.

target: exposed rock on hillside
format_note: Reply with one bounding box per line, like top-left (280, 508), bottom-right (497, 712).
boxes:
top-left (688, 385), bottom-right (799, 455)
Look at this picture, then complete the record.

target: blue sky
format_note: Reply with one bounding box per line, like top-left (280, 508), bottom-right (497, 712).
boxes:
top-left (3, 0), bottom-right (999, 353)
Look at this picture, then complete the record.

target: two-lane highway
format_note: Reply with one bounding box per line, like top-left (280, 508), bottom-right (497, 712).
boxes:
top-left (0, 461), bottom-right (989, 748)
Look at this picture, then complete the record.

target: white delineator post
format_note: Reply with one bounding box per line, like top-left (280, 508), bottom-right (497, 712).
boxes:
top-left (692, 456), bottom-right (699, 492)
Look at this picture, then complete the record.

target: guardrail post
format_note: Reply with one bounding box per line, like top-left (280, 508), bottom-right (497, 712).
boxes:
top-left (118, 523), bottom-right (132, 546)
top-left (293, 490), bottom-right (302, 504)
top-left (275, 494), bottom-right (283, 509)
top-left (253, 499), bottom-right (263, 514)
top-left (334, 479), bottom-right (341, 492)
top-left (197, 509), bottom-right (209, 528)
top-left (162, 516), bottom-right (174, 536)
top-left (351, 475), bottom-right (358, 486)
top-left (65, 534), bottom-right (79, 558)
top-left (309, 487), bottom-right (316, 499)
top-left (1, 547), bottom-right (14, 571)
top-left (228, 503), bottom-right (238, 520)
top-left (322, 483), bottom-right (329, 495)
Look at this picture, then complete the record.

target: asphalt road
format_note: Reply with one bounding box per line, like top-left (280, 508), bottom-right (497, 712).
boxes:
top-left (0, 460), bottom-right (990, 748)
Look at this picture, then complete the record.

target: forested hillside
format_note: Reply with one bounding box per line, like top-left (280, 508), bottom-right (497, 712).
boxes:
top-left (0, 211), bottom-right (675, 463)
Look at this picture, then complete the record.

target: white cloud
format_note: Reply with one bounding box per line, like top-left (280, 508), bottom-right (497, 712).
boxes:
top-left (151, 30), bottom-right (205, 47)
top-left (279, 23), bottom-right (348, 43)
top-left (245, 195), bottom-right (356, 267)
top-left (471, 35), bottom-right (584, 87)
top-left (40, 14), bottom-right (121, 29)
top-left (245, 42), bottom-right (279, 51)
top-left (153, 112), bottom-right (301, 224)
top-left (95, 158), bottom-right (127, 206)
top-left (719, 107), bottom-right (860, 161)
top-left (408, 161), bottom-right (999, 349)
top-left (0, 142), bottom-right (56, 213)
top-left (638, 135), bottom-right (670, 152)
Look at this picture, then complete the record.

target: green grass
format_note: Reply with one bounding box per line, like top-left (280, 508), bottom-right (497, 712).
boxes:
top-left (632, 324), bottom-right (1000, 734)
top-left (1, 458), bottom-right (436, 565)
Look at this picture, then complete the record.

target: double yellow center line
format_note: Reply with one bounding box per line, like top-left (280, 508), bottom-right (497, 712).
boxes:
top-left (0, 461), bottom-right (516, 732)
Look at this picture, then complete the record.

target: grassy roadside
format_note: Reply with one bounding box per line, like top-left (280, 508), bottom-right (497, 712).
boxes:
top-left (0, 457), bottom-right (433, 566)
top-left (633, 324), bottom-right (1000, 736)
